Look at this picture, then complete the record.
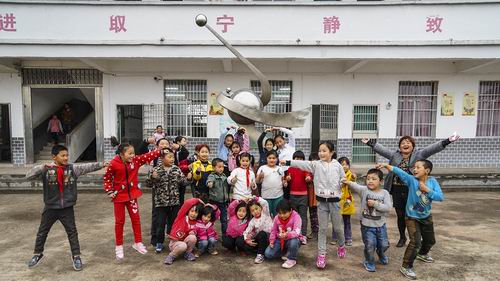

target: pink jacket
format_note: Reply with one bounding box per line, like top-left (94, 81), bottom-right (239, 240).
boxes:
top-left (194, 204), bottom-right (221, 241)
top-left (226, 199), bottom-right (249, 238)
top-left (269, 210), bottom-right (303, 245)
top-left (194, 220), bottom-right (218, 241)
top-left (228, 132), bottom-right (250, 172)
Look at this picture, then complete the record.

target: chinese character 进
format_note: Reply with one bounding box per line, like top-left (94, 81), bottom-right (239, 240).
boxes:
top-left (216, 14), bottom-right (234, 33)
top-left (426, 16), bottom-right (443, 33)
top-left (323, 16), bottom-right (340, 34)
top-left (109, 15), bottom-right (127, 33)
top-left (0, 13), bottom-right (17, 32)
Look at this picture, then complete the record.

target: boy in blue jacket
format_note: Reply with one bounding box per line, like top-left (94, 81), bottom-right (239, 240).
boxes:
top-left (379, 159), bottom-right (443, 280)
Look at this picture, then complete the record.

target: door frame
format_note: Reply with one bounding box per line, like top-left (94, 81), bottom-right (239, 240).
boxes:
top-left (22, 85), bottom-right (104, 164)
top-left (0, 103), bottom-right (13, 163)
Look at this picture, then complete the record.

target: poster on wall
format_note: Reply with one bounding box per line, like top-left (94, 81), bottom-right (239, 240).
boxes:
top-left (208, 92), bottom-right (224, 115)
top-left (440, 93), bottom-right (454, 116)
top-left (462, 92), bottom-right (476, 116)
top-left (218, 112), bottom-right (236, 133)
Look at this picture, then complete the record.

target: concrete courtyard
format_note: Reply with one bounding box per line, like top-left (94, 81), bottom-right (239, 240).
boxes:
top-left (1, 191), bottom-right (499, 281)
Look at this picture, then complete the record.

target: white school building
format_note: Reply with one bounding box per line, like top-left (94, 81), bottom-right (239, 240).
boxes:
top-left (0, 0), bottom-right (499, 168)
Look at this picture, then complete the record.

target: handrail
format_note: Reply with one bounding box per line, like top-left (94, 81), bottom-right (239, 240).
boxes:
top-left (66, 111), bottom-right (95, 162)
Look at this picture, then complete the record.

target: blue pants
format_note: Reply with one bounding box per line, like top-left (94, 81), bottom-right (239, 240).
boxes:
top-left (361, 224), bottom-right (389, 266)
top-left (265, 238), bottom-right (300, 261)
top-left (197, 237), bottom-right (217, 254)
top-left (210, 201), bottom-right (228, 236)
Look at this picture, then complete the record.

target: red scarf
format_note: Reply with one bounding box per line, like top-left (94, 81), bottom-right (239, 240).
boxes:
top-left (278, 215), bottom-right (291, 250)
top-left (245, 167), bottom-right (250, 188)
top-left (55, 165), bottom-right (65, 194)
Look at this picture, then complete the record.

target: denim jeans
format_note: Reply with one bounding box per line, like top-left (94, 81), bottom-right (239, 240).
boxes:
top-left (265, 238), bottom-right (300, 261)
top-left (197, 237), bottom-right (217, 254)
top-left (360, 224), bottom-right (389, 265)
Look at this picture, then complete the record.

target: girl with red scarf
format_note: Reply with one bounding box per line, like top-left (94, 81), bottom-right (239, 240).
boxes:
top-left (265, 200), bottom-right (303, 269)
top-left (103, 137), bottom-right (164, 260)
top-left (228, 153), bottom-right (256, 200)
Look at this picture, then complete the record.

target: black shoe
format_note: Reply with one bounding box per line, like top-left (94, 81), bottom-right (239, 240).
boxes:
top-left (28, 254), bottom-right (44, 268)
top-left (396, 238), bottom-right (407, 248)
top-left (72, 255), bottom-right (83, 271)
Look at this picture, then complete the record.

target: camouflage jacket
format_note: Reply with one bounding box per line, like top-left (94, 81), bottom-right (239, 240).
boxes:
top-left (146, 164), bottom-right (190, 207)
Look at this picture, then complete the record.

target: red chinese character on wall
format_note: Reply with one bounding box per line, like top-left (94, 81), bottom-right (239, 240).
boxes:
top-left (323, 16), bottom-right (340, 34)
top-left (109, 15), bottom-right (127, 33)
top-left (216, 14), bottom-right (234, 33)
top-left (426, 16), bottom-right (443, 33)
top-left (0, 13), bottom-right (17, 32)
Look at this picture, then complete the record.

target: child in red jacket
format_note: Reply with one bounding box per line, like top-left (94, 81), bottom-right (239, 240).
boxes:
top-left (285, 151), bottom-right (312, 245)
top-left (165, 198), bottom-right (204, 265)
top-left (103, 137), bottom-right (165, 260)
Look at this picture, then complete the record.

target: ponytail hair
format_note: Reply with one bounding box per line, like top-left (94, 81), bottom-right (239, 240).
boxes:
top-left (237, 152), bottom-right (255, 168)
top-left (110, 136), bottom-right (133, 155)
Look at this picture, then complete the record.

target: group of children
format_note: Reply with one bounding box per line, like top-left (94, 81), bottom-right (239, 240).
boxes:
top-left (26, 126), bottom-right (444, 280)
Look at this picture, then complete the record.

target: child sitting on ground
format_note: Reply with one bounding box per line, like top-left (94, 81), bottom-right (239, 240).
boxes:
top-left (194, 204), bottom-right (220, 257)
top-left (265, 200), bottom-right (303, 269)
top-left (164, 198), bottom-right (204, 265)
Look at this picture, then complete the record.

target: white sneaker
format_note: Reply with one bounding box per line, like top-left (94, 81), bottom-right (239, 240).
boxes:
top-left (254, 254), bottom-right (265, 264)
top-left (115, 245), bottom-right (124, 260)
top-left (132, 242), bottom-right (148, 255)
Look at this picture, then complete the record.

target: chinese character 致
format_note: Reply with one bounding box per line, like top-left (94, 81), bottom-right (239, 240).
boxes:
top-left (0, 13), bottom-right (17, 32)
top-left (109, 15), bottom-right (127, 33)
top-left (216, 14), bottom-right (234, 33)
top-left (426, 16), bottom-right (443, 33)
top-left (323, 16), bottom-right (340, 34)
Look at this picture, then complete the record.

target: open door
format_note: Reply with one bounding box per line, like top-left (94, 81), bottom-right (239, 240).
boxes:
top-left (0, 104), bottom-right (11, 163)
top-left (117, 105), bottom-right (143, 148)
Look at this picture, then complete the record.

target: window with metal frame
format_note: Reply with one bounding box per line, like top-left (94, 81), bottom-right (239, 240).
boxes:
top-left (477, 81), bottom-right (500, 136)
top-left (319, 104), bottom-right (338, 140)
top-left (396, 81), bottom-right (438, 137)
top-left (164, 80), bottom-right (207, 138)
top-left (142, 104), bottom-right (165, 139)
top-left (250, 80), bottom-right (293, 132)
top-left (352, 105), bottom-right (378, 163)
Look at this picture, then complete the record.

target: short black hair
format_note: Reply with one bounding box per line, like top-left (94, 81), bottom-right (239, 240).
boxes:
top-left (51, 145), bottom-right (68, 156)
top-left (156, 125), bottom-right (163, 129)
top-left (174, 135), bottom-right (185, 144)
top-left (266, 150), bottom-right (278, 158)
top-left (338, 157), bottom-right (350, 166)
top-left (199, 205), bottom-right (217, 222)
top-left (309, 152), bottom-right (319, 161)
top-left (229, 141), bottom-right (241, 150)
top-left (160, 148), bottom-right (174, 158)
top-left (212, 158), bottom-right (224, 167)
top-left (416, 159), bottom-right (433, 174)
top-left (156, 138), bottom-right (168, 146)
top-left (367, 168), bottom-right (384, 180)
top-left (293, 150), bottom-right (305, 160)
top-left (276, 200), bottom-right (292, 213)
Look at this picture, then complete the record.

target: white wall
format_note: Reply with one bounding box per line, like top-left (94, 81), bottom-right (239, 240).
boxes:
top-left (103, 75), bottom-right (164, 137)
top-left (102, 71), bottom-right (500, 140)
top-left (0, 73), bottom-right (23, 137)
top-left (2, 2), bottom-right (500, 60)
